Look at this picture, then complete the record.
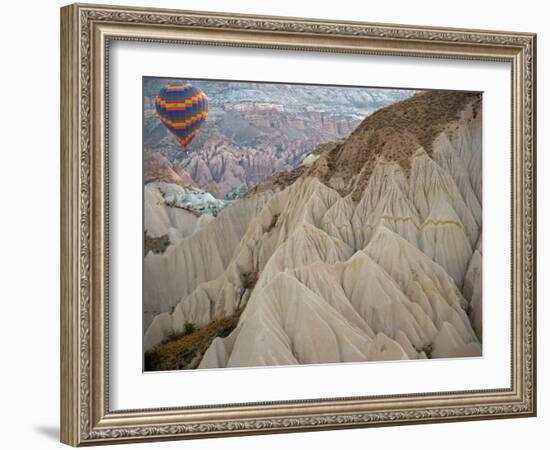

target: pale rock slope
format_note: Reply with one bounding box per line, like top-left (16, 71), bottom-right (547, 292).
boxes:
top-left (199, 227), bottom-right (480, 369)
top-left (144, 183), bottom-right (200, 241)
top-left (143, 191), bottom-right (271, 330)
top-left (144, 91), bottom-right (484, 368)
top-left (144, 182), bottom-right (227, 243)
top-left (464, 247), bottom-right (482, 337)
top-left (351, 162), bottom-right (421, 249)
top-left (419, 195), bottom-right (473, 287)
top-left (409, 148), bottom-right (479, 246)
top-left (144, 178), bottom-right (345, 349)
top-left (432, 131), bottom-right (482, 227)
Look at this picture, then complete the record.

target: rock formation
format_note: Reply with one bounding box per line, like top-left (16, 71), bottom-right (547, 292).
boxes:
top-left (144, 79), bottom-right (414, 198)
top-left (143, 191), bottom-right (271, 330)
top-left (143, 91), bottom-right (483, 370)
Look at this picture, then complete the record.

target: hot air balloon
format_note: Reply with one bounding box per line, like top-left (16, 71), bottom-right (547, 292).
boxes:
top-left (154, 83), bottom-right (208, 149)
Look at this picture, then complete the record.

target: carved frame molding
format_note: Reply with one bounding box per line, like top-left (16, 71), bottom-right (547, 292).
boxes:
top-left (60, 3), bottom-right (536, 446)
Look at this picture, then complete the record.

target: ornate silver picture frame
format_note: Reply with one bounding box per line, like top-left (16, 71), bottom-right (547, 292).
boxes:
top-left (60, 3), bottom-right (536, 446)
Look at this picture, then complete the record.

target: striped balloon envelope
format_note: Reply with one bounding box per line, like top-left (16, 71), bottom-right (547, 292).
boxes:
top-left (154, 83), bottom-right (208, 149)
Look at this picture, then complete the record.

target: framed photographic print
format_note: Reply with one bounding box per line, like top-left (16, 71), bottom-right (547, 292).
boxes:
top-left (60, 3), bottom-right (537, 446)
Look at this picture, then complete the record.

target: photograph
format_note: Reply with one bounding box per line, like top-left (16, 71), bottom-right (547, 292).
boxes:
top-left (142, 78), bottom-right (483, 372)
top-left (57, 2), bottom-right (536, 446)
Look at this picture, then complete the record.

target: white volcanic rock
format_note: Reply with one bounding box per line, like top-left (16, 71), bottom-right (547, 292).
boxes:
top-left (366, 227), bottom-right (461, 303)
top-left (449, 115), bottom-right (483, 204)
top-left (198, 229), bottom-right (480, 368)
top-left (196, 213), bottom-right (215, 230)
top-left (420, 195), bottom-right (473, 287)
top-left (320, 195), bottom-right (355, 247)
top-left (409, 148), bottom-right (479, 246)
top-left (143, 192), bottom-right (271, 330)
top-left (155, 181), bottom-right (230, 215)
top-left (302, 153), bottom-right (321, 167)
top-left (145, 178), bottom-right (343, 349)
top-left (144, 181), bottom-right (230, 243)
top-left (351, 162), bottom-right (416, 249)
top-left (145, 93), bottom-right (483, 369)
top-left (227, 177), bottom-right (342, 276)
top-left (198, 227), bottom-right (480, 368)
top-left (365, 227), bottom-right (478, 346)
top-left (364, 172), bottom-right (421, 248)
top-left (200, 272), bottom-right (374, 368)
top-left (289, 261), bottom-right (375, 338)
top-left (366, 333), bottom-right (410, 361)
top-left (260, 223), bottom-right (353, 286)
top-left (147, 172), bottom-right (482, 361)
top-left (338, 251), bottom-right (437, 352)
top-left (432, 321), bottom-right (482, 358)
top-left (464, 249), bottom-right (482, 337)
top-left (144, 275), bottom-right (244, 351)
top-left (475, 232), bottom-right (482, 253)
top-left (144, 184), bottom-right (199, 239)
top-left (432, 132), bottom-right (482, 226)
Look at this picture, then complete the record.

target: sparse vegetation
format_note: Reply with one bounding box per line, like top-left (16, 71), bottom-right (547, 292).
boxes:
top-left (335, 92), bottom-right (481, 201)
top-left (473, 322), bottom-right (482, 342)
top-left (245, 165), bottom-right (307, 198)
top-left (144, 231), bottom-right (170, 255)
top-left (242, 271), bottom-right (259, 290)
top-left (142, 89), bottom-right (483, 369)
top-left (144, 309), bottom-right (243, 371)
top-left (422, 344), bottom-right (433, 358)
top-left (184, 322), bottom-right (196, 335)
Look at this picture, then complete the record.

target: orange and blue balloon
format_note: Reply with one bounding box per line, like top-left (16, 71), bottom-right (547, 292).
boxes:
top-left (155, 83), bottom-right (208, 149)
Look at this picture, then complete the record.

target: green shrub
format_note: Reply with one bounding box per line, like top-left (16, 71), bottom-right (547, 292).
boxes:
top-left (184, 322), bottom-right (196, 336)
